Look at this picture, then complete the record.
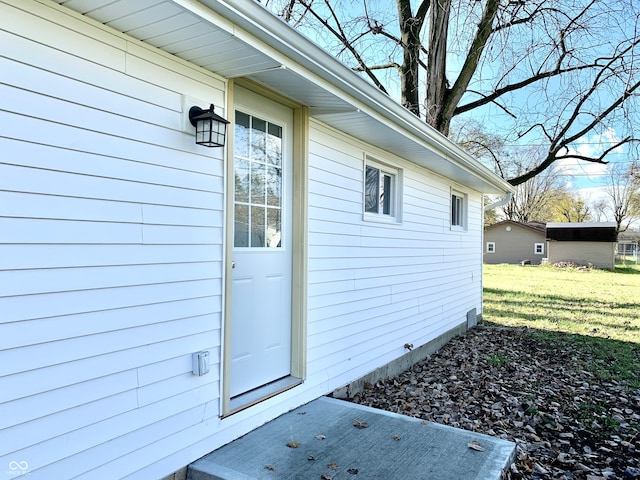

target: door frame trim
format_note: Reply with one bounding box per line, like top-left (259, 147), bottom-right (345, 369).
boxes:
top-left (221, 79), bottom-right (308, 416)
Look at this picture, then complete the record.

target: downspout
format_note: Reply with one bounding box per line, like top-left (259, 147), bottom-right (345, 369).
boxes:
top-left (484, 192), bottom-right (512, 211)
top-left (480, 191), bottom-right (512, 325)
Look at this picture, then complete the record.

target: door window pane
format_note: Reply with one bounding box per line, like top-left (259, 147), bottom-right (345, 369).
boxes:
top-left (234, 158), bottom-right (250, 203)
top-left (234, 111), bottom-right (284, 248)
top-left (251, 206), bottom-right (266, 247)
top-left (235, 112), bottom-right (250, 158)
top-left (251, 161), bottom-right (266, 204)
top-left (266, 166), bottom-right (282, 207)
top-left (234, 204), bottom-right (249, 247)
top-left (267, 207), bottom-right (281, 247)
top-left (267, 124), bottom-right (282, 166)
top-left (251, 118), bottom-right (267, 162)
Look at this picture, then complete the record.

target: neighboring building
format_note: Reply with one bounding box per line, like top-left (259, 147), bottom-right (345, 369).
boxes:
top-left (617, 229), bottom-right (639, 256)
top-left (0, 1), bottom-right (512, 479)
top-left (546, 222), bottom-right (618, 269)
top-left (484, 220), bottom-right (547, 265)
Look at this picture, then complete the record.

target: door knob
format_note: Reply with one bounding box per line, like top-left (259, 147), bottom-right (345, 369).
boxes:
top-left (232, 261), bottom-right (236, 269)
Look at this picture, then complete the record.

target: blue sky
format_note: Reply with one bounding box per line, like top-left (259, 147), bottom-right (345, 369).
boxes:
top-left (267, 0), bottom-right (638, 220)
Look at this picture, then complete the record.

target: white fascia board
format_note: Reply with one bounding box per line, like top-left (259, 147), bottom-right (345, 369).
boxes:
top-left (193, 0), bottom-right (513, 194)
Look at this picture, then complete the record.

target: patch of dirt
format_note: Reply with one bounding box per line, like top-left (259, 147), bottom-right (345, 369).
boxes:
top-left (348, 326), bottom-right (640, 480)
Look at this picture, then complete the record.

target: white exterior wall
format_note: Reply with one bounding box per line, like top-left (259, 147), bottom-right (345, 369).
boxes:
top-left (1, 1), bottom-right (485, 479)
top-left (0, 2), bottom-right (230, 478)
top-left (305, 122), bottom-right (483, 391)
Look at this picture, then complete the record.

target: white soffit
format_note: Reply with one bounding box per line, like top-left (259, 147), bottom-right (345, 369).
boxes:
top-left (55, 0), bottom-right (513, 194)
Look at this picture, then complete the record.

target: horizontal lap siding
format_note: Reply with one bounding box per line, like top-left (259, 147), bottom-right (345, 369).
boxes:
top-left (484, 226), bottom-right (546, 265)
top-left (307, 121), bottom-right (483, 389)
top-left (0, 1), bottom-right (224, 478)
top-left (548, 241), bottom-right (616, 269)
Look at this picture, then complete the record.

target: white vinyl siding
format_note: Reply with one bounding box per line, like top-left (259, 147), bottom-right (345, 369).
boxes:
top-left (0, 2), bottom-right (226, 478)
top-left (2, 1), bottom-right (491, 479)
top-left (306, 121), bottom-right (483, 389)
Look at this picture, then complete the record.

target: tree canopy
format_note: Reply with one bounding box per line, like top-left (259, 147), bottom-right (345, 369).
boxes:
top-left (264, 0), bottom-right (640, 185)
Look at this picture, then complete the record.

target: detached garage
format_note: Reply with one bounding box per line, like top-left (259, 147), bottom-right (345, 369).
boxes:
top-left (546, 222), bottom-right (618, 270)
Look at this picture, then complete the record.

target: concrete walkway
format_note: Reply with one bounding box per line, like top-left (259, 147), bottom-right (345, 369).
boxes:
top-left (188, 396), bottom-right (515, 480)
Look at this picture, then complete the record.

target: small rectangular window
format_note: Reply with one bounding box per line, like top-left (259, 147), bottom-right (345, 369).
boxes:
top-left (451, 190), bottom-right (467, 229)
top-left (487, 242), bottom-right (495, 253)
top-left (534, 243), bottom-right (544, 255)
top-left (364, 158), bottom-right (402, 222)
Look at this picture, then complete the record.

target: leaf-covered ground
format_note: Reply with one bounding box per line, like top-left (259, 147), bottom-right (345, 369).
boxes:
top-left (349, 326), bottom-right (640, 480)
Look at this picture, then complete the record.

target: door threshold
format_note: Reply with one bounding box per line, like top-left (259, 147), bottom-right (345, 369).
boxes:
top-left (226, 376), bottom-right (302, 416)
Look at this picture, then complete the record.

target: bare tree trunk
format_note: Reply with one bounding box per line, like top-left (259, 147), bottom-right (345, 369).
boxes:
top-left (431, 0), bottom-right (500, 135)
top-left (425, 0), bottom-right (450, 128)
top-left (271, 0), bottom-right (640, 187)
top-left (397, 0), bottom-right (428, 116)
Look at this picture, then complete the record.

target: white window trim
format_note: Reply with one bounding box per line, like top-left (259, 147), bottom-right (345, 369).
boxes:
top-left (363, 156), bottom-right (403, 224)
top-left (534, 243), bottom-right (545, 255)
top-left (450, 188), bottom-right (468, 231)
top-left (486, 242), bottom-right (496, 253)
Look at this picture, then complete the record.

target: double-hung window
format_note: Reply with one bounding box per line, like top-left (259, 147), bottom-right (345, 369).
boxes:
top-left (364, 158), bottom-right (402, 222)
top-left (534, 243), bottom-right (544, 255)
top-left (486, 242), bottom-right (496, 253)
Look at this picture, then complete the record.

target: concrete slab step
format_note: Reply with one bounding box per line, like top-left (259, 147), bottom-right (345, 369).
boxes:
top-left (188, 397), bottom-right (515, 480)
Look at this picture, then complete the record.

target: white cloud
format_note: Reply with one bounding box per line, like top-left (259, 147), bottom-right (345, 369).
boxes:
top-left (556, 156), bottom-right (608, 178)
top-left (577, 186), bottom-right (609, 202)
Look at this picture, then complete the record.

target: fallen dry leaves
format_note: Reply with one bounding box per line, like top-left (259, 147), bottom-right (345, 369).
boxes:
top-left (468, 440), bottom-right (486, 451)
top-left (349, 326), bottom-right (640, 480)
top-left (352, 420), bottom-right (369, 429)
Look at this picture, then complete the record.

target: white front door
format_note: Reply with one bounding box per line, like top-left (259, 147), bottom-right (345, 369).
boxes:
top-left (230, 88), bottom-right (293, 397)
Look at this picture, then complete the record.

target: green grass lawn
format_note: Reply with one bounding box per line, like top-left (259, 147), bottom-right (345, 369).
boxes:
top-left (482, 262), bottom-right (640, 382)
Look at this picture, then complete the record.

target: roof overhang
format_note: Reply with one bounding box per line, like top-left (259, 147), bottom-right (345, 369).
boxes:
top-left (485, 220), bottom-right (546, 235)
top-left (546, 222), bottom-right (618, 242)
top-left (56, 0), bottom-right (513, 194)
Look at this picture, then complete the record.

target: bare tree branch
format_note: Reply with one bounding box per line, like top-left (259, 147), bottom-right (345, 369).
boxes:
top-left (271, 0), bottom-right (640, 187)
top-left (296, 0), bottom-right (389, 94)
top-left (436, 0), bottom-right (500, 133)
top-left (353, 63), bottom-right (402, 72)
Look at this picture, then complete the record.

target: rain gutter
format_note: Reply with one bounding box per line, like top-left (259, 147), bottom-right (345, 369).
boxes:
top-left (192, 0), bottom-right (513, 194)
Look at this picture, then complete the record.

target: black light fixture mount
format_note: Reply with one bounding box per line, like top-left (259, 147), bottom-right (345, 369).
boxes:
top-left (189, 104), bottom-right (230, 148)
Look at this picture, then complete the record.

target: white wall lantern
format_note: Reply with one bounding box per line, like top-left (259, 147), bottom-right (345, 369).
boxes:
top-left (188, 104), bottom-right (230, 147)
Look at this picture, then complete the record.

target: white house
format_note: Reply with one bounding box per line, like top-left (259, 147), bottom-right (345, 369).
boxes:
top-left (0, 1), bottom-right (513, 478)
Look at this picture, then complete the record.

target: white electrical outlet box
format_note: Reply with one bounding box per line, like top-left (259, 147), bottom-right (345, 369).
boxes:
top-left (192, 351), bottom-right (210, 376)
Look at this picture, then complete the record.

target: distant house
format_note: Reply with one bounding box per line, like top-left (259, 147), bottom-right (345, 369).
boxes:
top-left (617, 230), bottom-right (639, 256)
top-left (484, 220), bottom-right (547, 265)
top-left (546, 222), bottom-right (618, 269)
